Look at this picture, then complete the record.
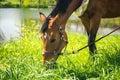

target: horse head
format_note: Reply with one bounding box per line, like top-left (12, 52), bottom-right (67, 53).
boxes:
top-left (40, 12), bottom-right (68, 64)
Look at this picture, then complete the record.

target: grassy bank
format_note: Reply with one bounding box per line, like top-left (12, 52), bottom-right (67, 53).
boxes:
top-left (0, 22), bottom-right (120, 80)
top-left (0, 0), bottom-right (55, 8)
top-left (0, 2), bottom-right (47, 8)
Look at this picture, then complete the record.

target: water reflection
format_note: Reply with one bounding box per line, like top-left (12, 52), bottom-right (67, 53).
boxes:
top-left (0, 8), bottom-right (50, 42)
top-left (0, 8), bottom-right (21, 42)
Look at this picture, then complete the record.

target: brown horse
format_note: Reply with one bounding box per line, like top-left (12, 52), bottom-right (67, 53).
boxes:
top-left (40, 0), bottom-right (120, 64)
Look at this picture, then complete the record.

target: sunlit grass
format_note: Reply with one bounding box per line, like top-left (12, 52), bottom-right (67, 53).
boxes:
top-left (0, 22), bottom-right (120, 80)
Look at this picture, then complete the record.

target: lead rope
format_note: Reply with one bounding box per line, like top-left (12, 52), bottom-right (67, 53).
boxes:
top-left (71, 26), bottom-right (120, 54)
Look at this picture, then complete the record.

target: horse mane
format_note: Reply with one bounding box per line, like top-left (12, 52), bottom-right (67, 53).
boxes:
top-left (49, 0), bottom-right (73, 17)
top-left (40, 0), bottom-right (73, 33)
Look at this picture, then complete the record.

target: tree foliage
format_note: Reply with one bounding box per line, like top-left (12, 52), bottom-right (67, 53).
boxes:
top-left (0, 0), bottom-right (56, 8)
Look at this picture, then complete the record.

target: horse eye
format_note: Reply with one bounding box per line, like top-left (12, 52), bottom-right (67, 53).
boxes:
top-left (50, 38), bottom-right (56, 43)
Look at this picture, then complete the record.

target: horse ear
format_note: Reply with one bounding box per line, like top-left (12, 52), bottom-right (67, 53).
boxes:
top-left (39, 12), bottom-right (46, 22)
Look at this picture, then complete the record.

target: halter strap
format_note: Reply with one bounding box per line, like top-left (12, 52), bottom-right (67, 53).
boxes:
top-left (42, 25), bottom-right (68, 56)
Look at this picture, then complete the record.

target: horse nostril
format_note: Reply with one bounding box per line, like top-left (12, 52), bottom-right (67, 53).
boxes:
top-left (50, 38), bottom-right (56, 43)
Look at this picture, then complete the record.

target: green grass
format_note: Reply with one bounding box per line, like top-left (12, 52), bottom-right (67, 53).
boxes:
top-left (0, 22), bottom-right (120, 80)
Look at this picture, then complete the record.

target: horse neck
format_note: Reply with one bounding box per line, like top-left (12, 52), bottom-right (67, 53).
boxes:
top-left (55, 0), bottom-right (82, 28)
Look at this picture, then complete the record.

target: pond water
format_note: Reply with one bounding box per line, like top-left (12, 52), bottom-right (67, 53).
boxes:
top-left (0, 8), bottom-right (50, 42)
top-left (0, 8), bottom-right (120, 43)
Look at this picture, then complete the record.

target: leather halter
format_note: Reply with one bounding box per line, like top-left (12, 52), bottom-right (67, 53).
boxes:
top-left (42, 24), bottom-right (68, 56)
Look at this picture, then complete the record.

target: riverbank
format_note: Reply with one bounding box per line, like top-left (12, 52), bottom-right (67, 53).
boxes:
top-left (0, 8), bottom-right (120, 44)
top-left (0, 2), bottom-right (48, 8)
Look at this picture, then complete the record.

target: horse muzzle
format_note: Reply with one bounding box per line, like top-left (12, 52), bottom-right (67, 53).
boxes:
top-left (42, 50), bottom-right (62, 65)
